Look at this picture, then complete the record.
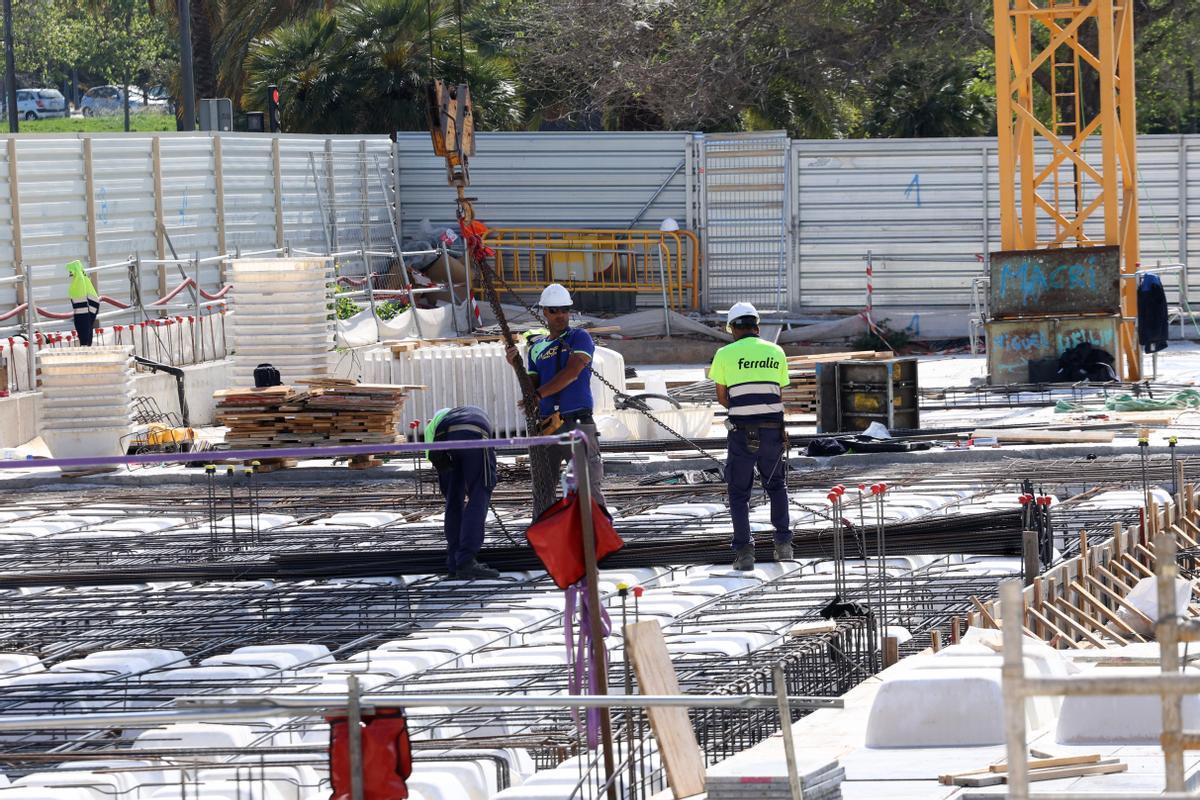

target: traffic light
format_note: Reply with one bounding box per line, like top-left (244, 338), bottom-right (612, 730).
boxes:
top-left (267, 84), bottom-right (281, 133)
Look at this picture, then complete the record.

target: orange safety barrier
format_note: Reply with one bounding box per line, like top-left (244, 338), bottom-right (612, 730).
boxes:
top-left (480, 228), bottom-right (701, 310)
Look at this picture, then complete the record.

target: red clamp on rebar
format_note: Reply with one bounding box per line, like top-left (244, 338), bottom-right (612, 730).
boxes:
top-left (1019, 495), bottom-right (1030, 506)
top-left (858, 483), bottom-right (867, 492)
top-left (827, 492), bottom-right (839, 504)
top-left (1038, 496), bottom-right (1052, 507)
top-left (633, 586), bottom-right (644, 598)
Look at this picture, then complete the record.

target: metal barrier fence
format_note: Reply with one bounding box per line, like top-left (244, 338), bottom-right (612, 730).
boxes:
top-left (482, 227), bottom-right (701, 310)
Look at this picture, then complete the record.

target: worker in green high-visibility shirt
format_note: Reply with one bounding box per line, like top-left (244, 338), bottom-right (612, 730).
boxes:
top-left (709, 302), bottom-right (794, 571)
top-left (425, 405), bottom-right (501, 580)
top-left (66, 260), bottom-right (99, 346)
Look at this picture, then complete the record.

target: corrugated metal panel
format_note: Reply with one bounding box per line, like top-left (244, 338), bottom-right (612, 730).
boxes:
top-left (10, 138), bottom-right (88, 314)
top-left (279, 136), bottom-right (334, 255)
top-left (794, 134), bottom-right (1200, 319)
top-left (700, 132), bottom-right (790, 310)
top-left (0, 146), bottom-right (15, 311)
top-left (393, 131), bottom-right (691, 237)
top-left (220, 135), bottom-right (278, 254)
top-left (2, 131), bottom-right (1200, 331)
top-left (794, 137), bottom-right (991, 315)
top-left (159, 137), bottom-right (221, 289)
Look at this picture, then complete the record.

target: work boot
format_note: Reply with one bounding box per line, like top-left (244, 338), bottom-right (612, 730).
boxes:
top-left (454, 558), bottom-right (501, 580)
top-left (732, 545), bottom-right (755, 572)
top-left (774, 541), bottom-right (794, 561)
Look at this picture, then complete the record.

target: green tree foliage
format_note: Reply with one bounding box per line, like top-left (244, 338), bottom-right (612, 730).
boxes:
top-left (10, 0), bottom-right (82, 86)
top-left (11, 0), bottom-right (1200, 138)
top-left (244, 0), bottom-right (521, 134)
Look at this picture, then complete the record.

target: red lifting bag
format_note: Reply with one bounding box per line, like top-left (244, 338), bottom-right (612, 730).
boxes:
top-left (328, 709), bottom-right (413, 800)
top-left (525, 493), bottom-right (624, 589)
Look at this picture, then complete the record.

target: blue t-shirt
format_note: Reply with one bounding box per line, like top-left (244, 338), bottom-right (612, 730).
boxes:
top-left (526, 328), bottom-right (595, 416)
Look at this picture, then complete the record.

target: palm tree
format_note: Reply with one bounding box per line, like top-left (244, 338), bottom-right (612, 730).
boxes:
top-left (210, 0), bottom-right (327, 109)
top-left (244, 0), bottom-right (521, 134)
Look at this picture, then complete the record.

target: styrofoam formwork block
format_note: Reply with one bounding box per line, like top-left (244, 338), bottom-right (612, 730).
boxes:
top-left (37, 346), bottom-right (134, 458)
top-left (865, 635), bottom-right (1074, 747)
top-left (229, 258), bottom-right (332, 386)
top-left (363, 342), bottom-right (626, 435)
top-left (1057, 665), bottom-right (1200, 744)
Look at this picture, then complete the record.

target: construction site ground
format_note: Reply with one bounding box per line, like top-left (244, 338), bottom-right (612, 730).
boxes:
top-left (1, 343), bottom-right (1198, 799)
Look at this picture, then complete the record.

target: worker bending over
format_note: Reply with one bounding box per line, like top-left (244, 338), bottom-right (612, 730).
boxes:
top-left (425, 405), bottom-right (501, 580)
top-left (507, 284), bottom-right (605, 512)
top-left (708, 302), bottom-right (794, 571)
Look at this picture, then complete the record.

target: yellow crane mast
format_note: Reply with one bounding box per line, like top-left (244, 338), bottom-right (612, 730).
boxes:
top-left (993, 0), bottom-right (1141, 379)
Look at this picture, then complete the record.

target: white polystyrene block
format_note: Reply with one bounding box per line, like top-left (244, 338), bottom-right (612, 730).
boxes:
top-left (1119, 575), bottom-right (1194, 636)
top-left (134, 723), bottom-right (257, 751)
top-left (0, 788), bottom-right (100, 800)
top-left (232, 644), bottom-right (332, 664)
top-left (866, 668), bottom-right (1012, 747)
top-left (0, 654), bottom-right (41, 676)
top-left (1057, 666), bottom-right (1200, 744)
top-left (406, 771), bottom-right (481, 800)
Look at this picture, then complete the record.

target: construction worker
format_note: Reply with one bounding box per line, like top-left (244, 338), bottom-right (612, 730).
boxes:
top-left (425, 405), bottom-right (501, 580)
top-left (708, 302), bottom-right (793, 571)
top-left (66, 260), bottom-right (99, 346)
top-left (506, 284), bottom-right (605, 511)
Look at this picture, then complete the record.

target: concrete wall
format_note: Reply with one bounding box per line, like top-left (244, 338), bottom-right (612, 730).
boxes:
top-left (131, 360), bottom-right (232, 426)
top-left (0, 358), bottom-right (232, 448)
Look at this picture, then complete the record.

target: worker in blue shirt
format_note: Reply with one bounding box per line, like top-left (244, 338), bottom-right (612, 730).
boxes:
top-left (708, 302), bottom-right (794, 571)
top-left (506, 284), bottom-right (605, 515)
top-left (425, 405), bottom-right (501, 580)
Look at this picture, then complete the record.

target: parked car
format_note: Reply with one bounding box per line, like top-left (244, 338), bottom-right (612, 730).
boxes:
top-left (79, 85), bottom-right (145, 117)
top-left (0, 88), bottom-right (67, 120)
top-left (143, 86), bottom-right (174, 114)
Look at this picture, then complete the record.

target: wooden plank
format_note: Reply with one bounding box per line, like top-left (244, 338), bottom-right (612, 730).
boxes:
top-left (1026, 760), bottom-right (1127, 782)
top-left (1084, 572), bottom-right (1154, 629)
top-left (787, 620), bottom-right (838, 637)
top-left (1070, 580), bottom-right (1145, 641)
top-left (971, 428), bottom-right (1115, 444)
top-left (1043, 601), bottom-right (1109, 648)
top-left (989, 754), bottom-right (1101, 773)
top-left (971, 596), bottom-right (999, 628)
top-left (625, 620), bottom-right (706, 799)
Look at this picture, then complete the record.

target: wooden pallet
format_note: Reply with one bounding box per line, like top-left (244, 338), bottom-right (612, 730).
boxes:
top-left (249, 458), bottom-right (297, 473)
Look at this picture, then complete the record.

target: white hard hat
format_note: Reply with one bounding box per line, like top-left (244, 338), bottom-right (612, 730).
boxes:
top-left (726, 302), bottom-right (760, 325)
top-left (538, 283), bottom-right (573, 307)
top-left (659, 217), bottom-right (680, 232)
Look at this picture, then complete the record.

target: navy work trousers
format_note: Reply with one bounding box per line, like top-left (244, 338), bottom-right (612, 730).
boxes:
top-left (726, 426), bottom-right (791, 550)
top-left (436, 429), bottom-right (497, 573)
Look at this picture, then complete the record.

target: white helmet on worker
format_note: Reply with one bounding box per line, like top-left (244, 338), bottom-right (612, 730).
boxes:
top-left (538, 283), bottom-right (573, 308)
top-left (726, 302), bottom-right (760, 326)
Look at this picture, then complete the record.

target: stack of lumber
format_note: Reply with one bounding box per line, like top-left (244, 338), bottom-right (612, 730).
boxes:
top-left (214, 379), bottom-right (413, 448)
top-left (938, 753), bottom-right (1125, 787)
top-left (782, 350), bottom-right (893, 415)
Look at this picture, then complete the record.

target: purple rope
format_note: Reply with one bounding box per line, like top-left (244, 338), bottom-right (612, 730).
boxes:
top-left (0, 433), bottom-right (573, 472)
top-left (565, 579), bottom-right (612, 749)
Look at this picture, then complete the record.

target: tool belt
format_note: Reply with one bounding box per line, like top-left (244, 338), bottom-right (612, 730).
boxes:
top-left (542, 409), bottom-right (593, 436)
top-left (731, 418), bottom-right (785, 455)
